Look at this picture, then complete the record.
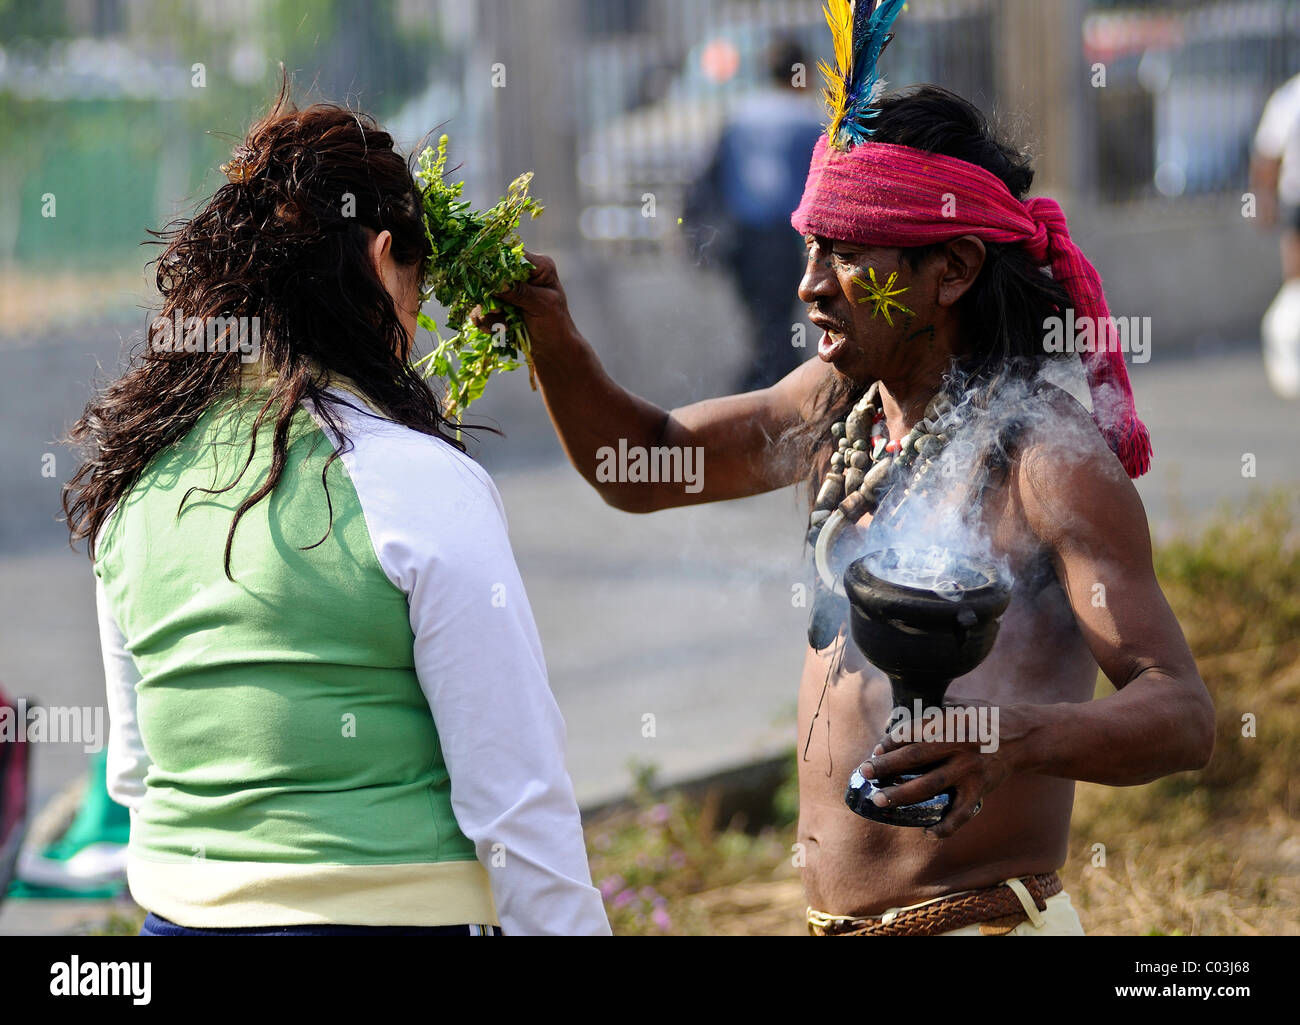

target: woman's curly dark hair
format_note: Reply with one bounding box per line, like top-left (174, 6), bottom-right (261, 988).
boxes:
top-left (64, 75), bottom-right (475, 577)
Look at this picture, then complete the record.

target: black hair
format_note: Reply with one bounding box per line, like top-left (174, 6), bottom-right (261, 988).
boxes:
top-left (768, 35), bottom-right (809, 88)
top-left (64, 76), bottom-right (482, 579)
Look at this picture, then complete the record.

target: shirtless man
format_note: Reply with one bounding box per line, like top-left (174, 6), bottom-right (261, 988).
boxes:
top-left (482, 85), bottom-right (1214, 935)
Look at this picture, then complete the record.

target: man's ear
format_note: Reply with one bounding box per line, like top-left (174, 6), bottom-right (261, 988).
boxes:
top-left (936, 236), bottom-right (986, 308)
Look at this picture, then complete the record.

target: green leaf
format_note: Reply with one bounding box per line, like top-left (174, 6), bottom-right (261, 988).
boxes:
top-left (410, 138), bottom-right (541, 420)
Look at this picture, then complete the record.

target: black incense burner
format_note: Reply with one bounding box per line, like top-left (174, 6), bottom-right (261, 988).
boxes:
top-left (842, 548), bottom-right (1012, 828)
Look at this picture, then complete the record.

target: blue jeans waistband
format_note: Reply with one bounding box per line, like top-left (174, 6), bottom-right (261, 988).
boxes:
top-left (139, 912), bottom-right (499, 936)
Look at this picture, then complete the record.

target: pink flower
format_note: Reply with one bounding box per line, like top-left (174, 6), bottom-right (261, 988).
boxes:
top-left (598, 875), bottom-right (625, 900)
top-left (613, 887), bottom-right (637, 909)
top-left (652, 907), bottom-right (672, 931)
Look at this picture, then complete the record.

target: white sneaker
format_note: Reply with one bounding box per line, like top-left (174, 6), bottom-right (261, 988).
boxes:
top-left (1262, 280), bottom-right (1300, 400)
top-left (16, 842), bottom-right (128, 889)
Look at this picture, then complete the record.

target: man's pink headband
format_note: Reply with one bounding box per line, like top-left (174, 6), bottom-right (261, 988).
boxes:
top-left (792, 136), bottom-right (1152, 479)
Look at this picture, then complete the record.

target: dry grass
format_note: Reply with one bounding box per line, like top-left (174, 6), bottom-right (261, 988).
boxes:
top-left (1061, 492), bottom-right (1300, 935)
top-left (584, 781), bottom-right (801, 935)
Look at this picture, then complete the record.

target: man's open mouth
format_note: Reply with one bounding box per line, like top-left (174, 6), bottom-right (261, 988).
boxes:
top-left (810, 312), bottom-right (851, 336)
top-left (810, 313), bottom-right (851, 361)
top-left (817, 331), bottom-right (846, 361)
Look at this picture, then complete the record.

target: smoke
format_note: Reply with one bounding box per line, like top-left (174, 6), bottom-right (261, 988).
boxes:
top-left (861, 546), bottom-right (992, 601)
top-left (849, 357), bottom-right (1097, 596)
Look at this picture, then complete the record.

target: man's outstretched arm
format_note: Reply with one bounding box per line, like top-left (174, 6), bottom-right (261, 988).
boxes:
top-left (490, 252), bottom-right (832, 512)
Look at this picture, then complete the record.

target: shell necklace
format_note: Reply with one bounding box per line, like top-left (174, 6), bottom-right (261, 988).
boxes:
top-left (805, 380), bottom-right (962, 650)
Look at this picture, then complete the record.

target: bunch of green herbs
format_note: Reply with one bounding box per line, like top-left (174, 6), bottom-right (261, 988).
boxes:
top-left (413, 134), bottom-right (543, 419)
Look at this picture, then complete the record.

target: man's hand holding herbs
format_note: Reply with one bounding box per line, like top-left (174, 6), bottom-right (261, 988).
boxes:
top-left (472, 251), bottom-right (580, 363)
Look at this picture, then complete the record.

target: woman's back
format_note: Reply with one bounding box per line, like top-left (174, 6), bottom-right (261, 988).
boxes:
top-left (95, 386), bottom-right (599, 930)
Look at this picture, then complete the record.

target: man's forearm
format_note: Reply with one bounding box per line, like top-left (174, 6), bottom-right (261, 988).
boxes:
top-left (529, 322), bottom-right (674, 512)
top-left (501, 251), bottom-right (805, 510)
top-left (1009, 669), bottom-right (1215, 786)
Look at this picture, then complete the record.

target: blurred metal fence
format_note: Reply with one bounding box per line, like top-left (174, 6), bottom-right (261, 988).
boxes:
top-left (4, 0), bottom-right (1298, 274)
top-left (572, 0), bottom-right (996, 263)
top-left (568, 0), bottom-right (1300, 264)
top-left (1085, 0), bottom-right (1300, 202)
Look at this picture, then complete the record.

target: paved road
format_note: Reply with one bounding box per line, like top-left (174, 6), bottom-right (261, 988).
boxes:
top-left (1, 261), bottom-right (1297, 933)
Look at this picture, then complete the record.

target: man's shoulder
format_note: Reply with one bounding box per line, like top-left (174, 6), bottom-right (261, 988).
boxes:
top-left (1026, 378), bottom-right (1094, 425)
top-left (1009, 380), bottom-right (1131, 512)
top-left (1014, 379), bottom-right (1107, 452)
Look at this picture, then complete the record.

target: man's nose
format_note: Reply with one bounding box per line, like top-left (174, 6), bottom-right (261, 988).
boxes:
top-left (797, 248), bottom-right (837, 305)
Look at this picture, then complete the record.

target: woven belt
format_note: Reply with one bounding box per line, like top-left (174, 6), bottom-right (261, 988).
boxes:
top-left (807, 872), bottom-right (1063, 936)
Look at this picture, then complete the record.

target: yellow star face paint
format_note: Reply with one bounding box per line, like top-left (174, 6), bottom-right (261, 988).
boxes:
top-left (852, 267), bottom-right (915, 327)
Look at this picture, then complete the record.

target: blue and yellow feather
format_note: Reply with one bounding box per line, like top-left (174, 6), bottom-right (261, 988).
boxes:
top-left (819, 0), bottom-right (907, 150)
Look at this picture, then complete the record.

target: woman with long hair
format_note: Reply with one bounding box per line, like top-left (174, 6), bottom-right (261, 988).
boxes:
top-left (64, 83), bottom-right (609, 936)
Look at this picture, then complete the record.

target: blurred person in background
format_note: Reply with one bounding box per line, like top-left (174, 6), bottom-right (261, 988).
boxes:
top-left (685, 36), bottom-right (825, 393)
top-left (61, 83), bottom-right (609, 937)
top-left (1252, 70), bottom-right (1300, 400)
